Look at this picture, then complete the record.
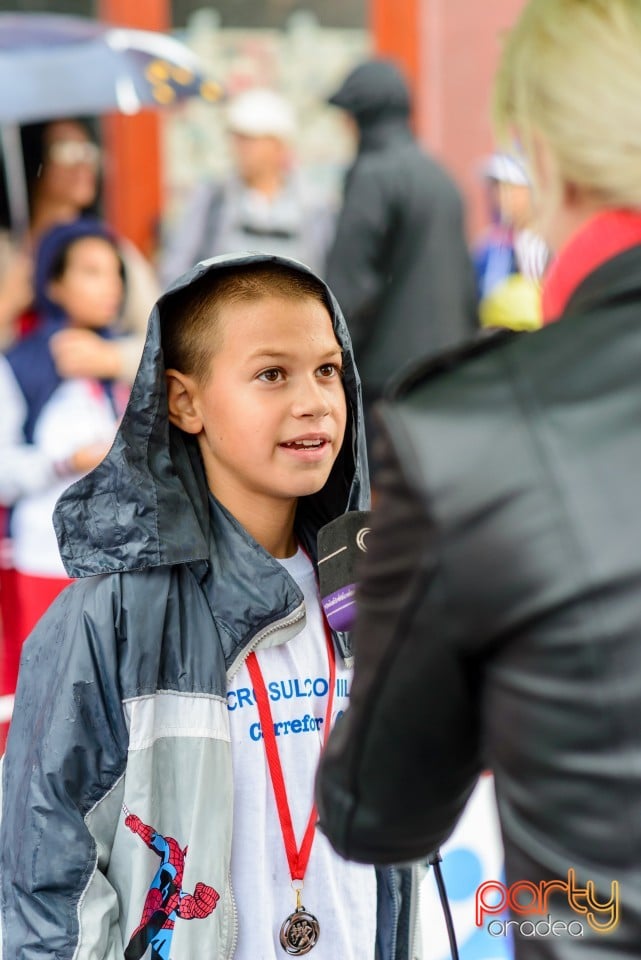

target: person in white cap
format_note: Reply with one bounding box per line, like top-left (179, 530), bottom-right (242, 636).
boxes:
top-left (160, 88), bottom-right (334, 285)
top-left (472, 151), bottom-right (551, 332)
top-left (474, 151), bottom-right (550, 304)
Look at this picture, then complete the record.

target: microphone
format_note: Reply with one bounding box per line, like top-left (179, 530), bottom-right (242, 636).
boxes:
top-left (317, 511), bottom-right (373, 631)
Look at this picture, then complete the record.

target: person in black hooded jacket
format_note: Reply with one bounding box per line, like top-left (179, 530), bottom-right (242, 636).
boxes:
top-left (325, 58), bottom-right (477, 434)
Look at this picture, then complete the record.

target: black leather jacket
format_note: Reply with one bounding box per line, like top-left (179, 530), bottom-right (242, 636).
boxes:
top-left (317, 245), bottom-right (641, 957)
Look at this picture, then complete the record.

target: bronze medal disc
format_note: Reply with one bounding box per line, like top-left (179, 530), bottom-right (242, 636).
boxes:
top-left (279, 907), bottom-right (320, 955)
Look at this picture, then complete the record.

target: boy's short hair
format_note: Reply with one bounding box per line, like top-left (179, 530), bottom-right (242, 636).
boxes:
top-left (162, 261), bottom-right (332, 383)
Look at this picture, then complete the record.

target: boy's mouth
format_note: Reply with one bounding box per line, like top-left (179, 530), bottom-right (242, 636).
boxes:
top-left (279, 434), bottom-right (331, 455)
top-left (280, 439), bottom-right (326, 450)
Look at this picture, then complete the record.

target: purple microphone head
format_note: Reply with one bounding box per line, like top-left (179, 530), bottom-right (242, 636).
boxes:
top-left (321, 583), bottom-right (357, 632)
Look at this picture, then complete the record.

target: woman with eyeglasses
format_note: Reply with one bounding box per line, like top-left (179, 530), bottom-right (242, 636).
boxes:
top-left (22, 120), bottom-right (101, 242)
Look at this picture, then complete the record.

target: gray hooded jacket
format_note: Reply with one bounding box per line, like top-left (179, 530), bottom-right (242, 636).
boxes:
top-left (0, 253), bottom-right (420, 959)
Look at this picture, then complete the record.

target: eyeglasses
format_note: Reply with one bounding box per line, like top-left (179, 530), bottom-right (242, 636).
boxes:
top-left (47, 140), bottom-right (101, 167)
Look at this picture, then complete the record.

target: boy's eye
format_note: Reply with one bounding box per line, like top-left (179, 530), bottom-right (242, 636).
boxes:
top-left (257, 368), bottom-right (284, 383)
top-left (317, 363), bottom-right (342, 379)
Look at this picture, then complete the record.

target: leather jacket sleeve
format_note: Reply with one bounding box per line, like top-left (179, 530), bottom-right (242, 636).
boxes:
top-left (316, 402), bottom-right (482, 864)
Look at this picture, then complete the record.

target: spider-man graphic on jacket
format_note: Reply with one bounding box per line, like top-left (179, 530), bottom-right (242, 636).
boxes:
top-left (124, 810), bottom-right (219, 960)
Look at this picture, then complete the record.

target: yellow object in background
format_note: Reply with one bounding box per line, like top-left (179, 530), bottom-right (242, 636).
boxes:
top-left (479, 273), bottom-right (542, 332)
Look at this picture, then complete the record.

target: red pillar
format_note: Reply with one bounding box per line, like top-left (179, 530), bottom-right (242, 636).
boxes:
top-left (97, 0), bottom-right (169, 257)
top-left (370, 0), bottom-right (526, 239)
top-left (370, 0), bottom-right (422, 128)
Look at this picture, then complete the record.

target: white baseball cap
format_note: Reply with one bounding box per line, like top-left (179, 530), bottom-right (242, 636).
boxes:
top-left (226, 88), bottom-right (296, 140)
top-left (483, 152), bottom-right (530, 186)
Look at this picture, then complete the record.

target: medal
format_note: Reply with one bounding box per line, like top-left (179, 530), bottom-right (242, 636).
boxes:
top-left (279, 884), bottom-right (321, 956)
top-left (247, 612), bottom-right (336, 955)
top-left (280, 908), bottom-right (321, 955)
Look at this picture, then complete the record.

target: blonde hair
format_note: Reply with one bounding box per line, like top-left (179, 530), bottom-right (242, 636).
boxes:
top-left (494, 0), bottom-right (641, 208)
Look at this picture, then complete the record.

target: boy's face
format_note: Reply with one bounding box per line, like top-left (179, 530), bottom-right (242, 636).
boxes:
top-left (167, 294), bottom-right (347, 519)
top-left (48, 237), bottom-right (123, 328)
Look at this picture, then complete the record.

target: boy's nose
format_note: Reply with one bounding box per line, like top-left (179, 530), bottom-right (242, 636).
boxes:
top-left (292, 377), bottom-right (330, 418)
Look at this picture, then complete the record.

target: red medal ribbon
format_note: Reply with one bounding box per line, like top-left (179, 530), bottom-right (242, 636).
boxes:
top-left (246, 615), bottom-right (336, 883)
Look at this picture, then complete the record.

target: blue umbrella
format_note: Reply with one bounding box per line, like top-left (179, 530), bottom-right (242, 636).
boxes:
top-left (0, 13), bottom-right (223, 232)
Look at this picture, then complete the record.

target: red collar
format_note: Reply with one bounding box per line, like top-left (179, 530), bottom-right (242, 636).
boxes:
top-left (542, 209), bottom-right (641, 324)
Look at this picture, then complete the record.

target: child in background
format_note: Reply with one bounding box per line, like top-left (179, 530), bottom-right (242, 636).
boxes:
top-left (0, 253), bottom-right (420, 959)
top-left (473, 152), bottom-right (549, 332)
top-left (0, 219), bottom-right (128, 664)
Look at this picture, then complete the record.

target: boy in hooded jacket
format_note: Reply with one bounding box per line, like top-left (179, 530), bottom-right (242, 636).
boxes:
top-left (0, 253), bottom-right (421, 960)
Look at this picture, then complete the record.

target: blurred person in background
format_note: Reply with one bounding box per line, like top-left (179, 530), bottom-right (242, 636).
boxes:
top-left (325, 57), bottom-right (477, 461)
top-left (317, 1), bottom-right (641, 955)
top-left (474, 151), bottom-right (549, 332)
top-left (0, 118), bottom-right (159, 382)
top-left (0, 119), bottom-right (158, 709)
top-left (160, 87), bottom-right (334, 286)
top-left (0, 233), bottom-right (32, 353)
top-left (0, 219), bottom-right (129, 687)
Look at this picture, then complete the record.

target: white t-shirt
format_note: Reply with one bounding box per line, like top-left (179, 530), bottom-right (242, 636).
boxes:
top-left (228, 547), bottom-right (377, 959)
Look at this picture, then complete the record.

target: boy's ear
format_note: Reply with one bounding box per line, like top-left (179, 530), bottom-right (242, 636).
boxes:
top-left (165, 369), bottom-right (203, 434)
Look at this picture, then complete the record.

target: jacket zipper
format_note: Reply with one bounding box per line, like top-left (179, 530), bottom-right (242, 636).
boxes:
top-left (227, 605), bottom-right (306, 682)
top-left (386, 865), bottom-right (402, 959)
top-left (408, 863), bottom-right (422, 960)
top-left (226, 867), bottom-right (239, 960)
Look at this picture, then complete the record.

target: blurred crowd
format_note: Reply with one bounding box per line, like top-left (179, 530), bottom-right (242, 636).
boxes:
top-left (0, 58), bottom-right (549, 746)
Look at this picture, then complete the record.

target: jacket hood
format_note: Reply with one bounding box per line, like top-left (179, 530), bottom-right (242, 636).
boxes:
top-left (53, 252), bottom-right (370, 578)
top-left (328, 59), bottom-right (411, 127)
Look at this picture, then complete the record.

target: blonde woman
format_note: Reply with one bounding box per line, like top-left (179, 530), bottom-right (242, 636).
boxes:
top-left (317, 2), bottom-right (641, 956)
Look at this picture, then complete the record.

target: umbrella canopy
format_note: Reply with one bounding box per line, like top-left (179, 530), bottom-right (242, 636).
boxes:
top-left (0, 13), bottom-right (222, 123)
top-left (0, 13), bottom-right (222, 233)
